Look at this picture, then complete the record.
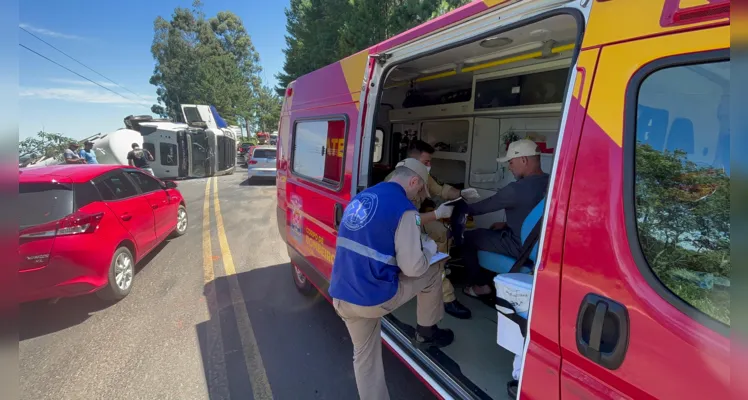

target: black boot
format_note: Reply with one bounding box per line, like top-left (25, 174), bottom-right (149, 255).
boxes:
top-left (444, 300), bottom-right (472, 319)
top-left (507, 379), bottom-right (518, 399)
top-left (415, 325), bottom-right (454, 348)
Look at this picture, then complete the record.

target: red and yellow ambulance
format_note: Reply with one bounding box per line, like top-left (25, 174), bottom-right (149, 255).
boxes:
top-left (275, 0), bottom-right (732, 398)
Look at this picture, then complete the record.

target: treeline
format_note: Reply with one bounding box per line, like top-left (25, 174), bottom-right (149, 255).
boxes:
top-left (275, 0), bottom-right (470, 95)
top-left (149, 0), bottom-right (280, 132)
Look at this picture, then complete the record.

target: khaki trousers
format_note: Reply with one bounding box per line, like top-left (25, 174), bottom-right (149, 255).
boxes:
top-left (333, 264), bottom-right (444, 400)
top-left (423, 220), bottom-right (456, 303)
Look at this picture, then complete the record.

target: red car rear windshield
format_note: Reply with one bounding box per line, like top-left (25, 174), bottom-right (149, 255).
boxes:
top-left (19, 182), bottom-right (74, 229)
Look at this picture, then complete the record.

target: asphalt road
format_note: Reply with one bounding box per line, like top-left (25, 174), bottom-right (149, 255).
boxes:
top-left (19, 170), bottom-right (436, 400)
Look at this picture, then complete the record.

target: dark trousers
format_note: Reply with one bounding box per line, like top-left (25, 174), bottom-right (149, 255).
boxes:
top-left (463, 228), bottom-right (522, 286)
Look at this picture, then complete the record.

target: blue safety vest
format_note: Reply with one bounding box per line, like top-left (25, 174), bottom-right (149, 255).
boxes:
top-left (329, 182), bottom-right (417, 306)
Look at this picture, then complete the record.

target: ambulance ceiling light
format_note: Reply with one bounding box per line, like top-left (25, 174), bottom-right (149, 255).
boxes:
top-left (479, 36), bottom-right (513, 48)
top-left (389, 67), bottom-right (420, 82)
top-left (420, 63), bottom-right (457, 75)
top-left (464, 41), bottom-right (544, 65)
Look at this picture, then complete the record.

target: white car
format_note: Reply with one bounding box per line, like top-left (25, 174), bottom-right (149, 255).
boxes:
top-left (246, 146), bottom-right (277, 181)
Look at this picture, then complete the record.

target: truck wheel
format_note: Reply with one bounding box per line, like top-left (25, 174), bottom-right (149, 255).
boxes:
top-left (292, 264), bottom-right (315, 296)
top-left (97, 246), bottom-right (134, 301)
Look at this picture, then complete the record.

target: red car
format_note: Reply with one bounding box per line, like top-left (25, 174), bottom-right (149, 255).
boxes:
top-left (19, 165), bottom-right (188, 303)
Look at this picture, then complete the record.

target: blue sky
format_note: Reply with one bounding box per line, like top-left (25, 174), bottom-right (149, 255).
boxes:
top-left (19, 0), bottom-right (289, 140)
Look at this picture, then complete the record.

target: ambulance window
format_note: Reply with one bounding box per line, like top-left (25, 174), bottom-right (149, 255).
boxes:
top-left (631, 58), bottom-right (729, 327)
top-left (292, 118), bottom-right (347, 187)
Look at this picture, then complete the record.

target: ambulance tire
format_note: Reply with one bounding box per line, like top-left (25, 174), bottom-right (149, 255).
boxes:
top-left (292, 264), bottom-right (315, 296)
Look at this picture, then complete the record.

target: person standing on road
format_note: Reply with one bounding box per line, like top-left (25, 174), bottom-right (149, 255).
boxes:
top-left (63, 142), bottom-right (86, 164)
top-left (385, 140), bottom-right (480, 320)
top-left (127, 143), bottom-right (155, 176)
top-left (330, 158), bottom-right (456, 400)
top-left (78, 141), bottom-right (98, 164)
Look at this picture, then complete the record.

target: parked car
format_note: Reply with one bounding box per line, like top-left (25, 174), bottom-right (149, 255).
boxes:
top-left (246, 146), bottom-right (277, 181)
top-left (19, 164), bottom-right (188, 303)
top-left (238, 143), bottom-right (253, 156)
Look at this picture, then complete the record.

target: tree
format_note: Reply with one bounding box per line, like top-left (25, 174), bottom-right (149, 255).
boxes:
top-left (276, 0), bottom-right (352, 95)
top-left (276, 0), bottom-right (471, 94)
top-left (19, 131), bottom-right (77, 162)
top-left (150, 1), bottom-right (262, 125)
top-left (253, 85), bottom-right (282, 133)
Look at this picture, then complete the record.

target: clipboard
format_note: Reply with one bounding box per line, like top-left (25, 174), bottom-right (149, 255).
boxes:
top-left (429, 252), bottom-right (450, 265)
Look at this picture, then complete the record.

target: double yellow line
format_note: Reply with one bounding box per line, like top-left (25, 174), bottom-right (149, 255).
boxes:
top-left (203, 177), bottom-right (273, 400)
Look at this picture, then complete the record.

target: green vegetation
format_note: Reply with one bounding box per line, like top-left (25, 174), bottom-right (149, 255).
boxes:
top-left (19, 131), bottom-right (77, 163)
top-left (276, 0), bottom-right (471, 95)
top-left (635, 143), bottom-right (730, 325)
top-left (149, 0), bottom-right (281, 132)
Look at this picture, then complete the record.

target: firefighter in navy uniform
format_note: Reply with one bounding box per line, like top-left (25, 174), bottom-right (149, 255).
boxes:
top-left (330, 158), bottom-right (456, 400)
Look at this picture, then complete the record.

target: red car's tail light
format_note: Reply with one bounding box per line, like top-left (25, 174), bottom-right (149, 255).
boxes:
top-left (20, 211), bottom-right (104, 240)
top-left (57, 212), bottom-right (104, 235)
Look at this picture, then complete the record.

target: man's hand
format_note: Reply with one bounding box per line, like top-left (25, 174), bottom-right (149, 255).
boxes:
top-left (490, 221), bottom-right (507, 230)
top-left (421, 234), bottom-right (438, 258)
top-left (434, 203), bottom-right (454, 219)
top-left (461, 188), bottom-right (480, 200)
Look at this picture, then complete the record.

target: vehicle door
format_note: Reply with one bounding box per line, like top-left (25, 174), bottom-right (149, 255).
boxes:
top-left (285, 116), bottom-right (351, 281)
top-left (558, 25), bottom-right (730, 399)
top-left (94, 170), bottom-right (158, 256)
top-left (124, 169), bottom-right (174, 240)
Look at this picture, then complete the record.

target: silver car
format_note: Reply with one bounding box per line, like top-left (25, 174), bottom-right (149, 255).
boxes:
top-left (247, 146), bottom-right (277, 181)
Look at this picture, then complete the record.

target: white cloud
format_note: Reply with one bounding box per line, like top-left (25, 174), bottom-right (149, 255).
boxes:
top-left (20, 86), bottom-right (155, 108)
top-left (19, 23), bottom-right (83, 40)
top-left (48, 78), bottom-right (118, 88)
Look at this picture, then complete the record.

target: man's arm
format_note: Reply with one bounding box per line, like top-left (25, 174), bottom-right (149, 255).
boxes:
top-left (126, 151), bottom-right (134, 167)
top-left (63, 151), bottom-right (83, 164)
top-left (467, 183), bottom-right (518, 216)
top-left (428, 175), bottom-right (460, 200)
top-left (394, 210), bottom-right (433, 278)
top-left (146, 150), bottom-right (155, 161)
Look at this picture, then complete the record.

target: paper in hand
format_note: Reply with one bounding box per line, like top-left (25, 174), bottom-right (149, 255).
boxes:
top-left (440, 196), bottom-right (464, 206)
top-left (429, 252), bottom-right (449, 265)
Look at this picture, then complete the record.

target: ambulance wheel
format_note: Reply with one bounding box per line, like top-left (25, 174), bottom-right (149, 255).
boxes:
top-left (292, 264), bottom-right (315, 296)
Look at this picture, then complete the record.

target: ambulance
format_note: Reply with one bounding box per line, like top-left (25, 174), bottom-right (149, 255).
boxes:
top-left (275, 1), bottom-right (732, 398)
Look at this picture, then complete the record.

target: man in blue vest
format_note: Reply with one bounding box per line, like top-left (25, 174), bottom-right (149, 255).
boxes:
top-left (330, 158), bottom-right (456, 400)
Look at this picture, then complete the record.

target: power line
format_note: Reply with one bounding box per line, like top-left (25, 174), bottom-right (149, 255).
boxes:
top-left (19, 26), bottom-right (154, 105)
top-left (19, 43), bottom-right (151, 110)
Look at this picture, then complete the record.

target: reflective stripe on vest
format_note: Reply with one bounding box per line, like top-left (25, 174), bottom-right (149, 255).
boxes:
top-left (336, 237), bottom-right (397, 267)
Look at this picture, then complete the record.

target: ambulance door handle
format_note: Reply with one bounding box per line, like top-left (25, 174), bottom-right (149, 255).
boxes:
top-left (575, 293), bottom-right (629, 370)
top-left (333, 203), bottom-right (344, 230)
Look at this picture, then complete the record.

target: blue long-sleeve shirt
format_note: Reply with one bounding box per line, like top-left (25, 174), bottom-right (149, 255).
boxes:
top-left (468, 173), bottom-right (549, 241)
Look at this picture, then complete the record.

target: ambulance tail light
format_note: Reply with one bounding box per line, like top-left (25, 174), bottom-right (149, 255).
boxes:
top-left (660, 0), bottom-right (730, 27)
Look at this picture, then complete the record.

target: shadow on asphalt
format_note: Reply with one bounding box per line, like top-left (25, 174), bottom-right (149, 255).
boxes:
top-left (240, 179), bottom-right (277, 187)
top-left (19, 240), bottom-right (171, 341)
top-left (196, 262), bottom-right (436, 400)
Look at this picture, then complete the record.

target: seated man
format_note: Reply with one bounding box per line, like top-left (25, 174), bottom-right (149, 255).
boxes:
top-left (385, 140), bottom-right (480, 319)
top-left (461, 139), bottom-right (549, 298)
